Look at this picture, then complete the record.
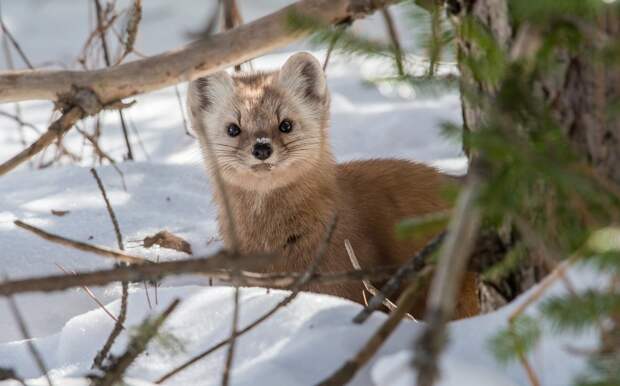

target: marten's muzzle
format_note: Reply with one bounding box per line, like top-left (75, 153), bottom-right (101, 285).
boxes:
top-left (252, 142), bottom-right (273, 161)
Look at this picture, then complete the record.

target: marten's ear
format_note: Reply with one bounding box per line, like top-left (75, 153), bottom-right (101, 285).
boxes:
top-left (187, 71), bottom-right (234, 122)
top-left (278, 52), bottom-right (327, 102)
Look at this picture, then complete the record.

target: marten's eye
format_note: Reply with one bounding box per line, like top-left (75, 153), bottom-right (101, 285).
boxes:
top-left (279, 119), bottom-right (293, 134)
top-left (227, 123), bottom-right (241, 137)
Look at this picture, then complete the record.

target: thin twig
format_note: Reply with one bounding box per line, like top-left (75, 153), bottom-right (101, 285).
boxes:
top-left (155, 253), bottom-right (160, 304)
top-left (0, 7), bottom-right (35, 163)
top-left (516, 351), bottom-right (541, 386)
top-left (4, 281), bottom-right (53, 386)
top-left (90, 166), bottom-right (132, 371)
top-left (380, 6), bottom-right (404, 76)
top-left (0, 2), bottom-right (34, 69)
top-left (508, 253), bottom-right (581, 323)
top-left (113, 0), bottom-right (142, 65)
top-left (124, 117), bottom-right (150, 161)
top-left (315, 267), bottom-right (433, 386)
top-left (0, 106), bottom-right (84, 176)
top-left (144, 280), bottom-right (153, 310)
top-left (92, 281), bottom-right (128, 370)
top-left (75, 126), bottom-right (127, 191)
top-left (14, 220), bottom-right (147, 265)
top-left (117, 112), bottom-right (134, 160)
top-left (155, 215), bottom-right (338, 384)
top-left (201, 120), bottom-right (239, 252)
top-left (94, 0), bottom-right (134, 160)
top-left (222, 286), bottom-right (240, 386)
top-left (93, 299), bottom-right (180, 386)
top-left (0, 110), bottom-right (41, 134)
top-left (93, 0), bottom-right (112, 65)
top-left (344, 239), bottom-right (405, 317)
top-left (203, 4), bottom-right (246, 376)
top-left (0, 367), bottom-right (28, 386)
top-left (187, 0), bottom-right (222, 38)
top-left (90, 168), bottom-right (124, 250)
top-left (174, 85), bottom-right (193, 138)
top-left (353, 231), bottom-right (445, 324)
top-left (55, 263), bottom-right (119, 323)
top-left (222, 0), bottom-right (243, 72)
top-left (322, 26), bottom-right (343, 72)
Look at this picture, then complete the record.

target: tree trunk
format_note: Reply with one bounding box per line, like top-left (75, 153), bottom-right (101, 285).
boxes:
top-left (449, 0), bottom-right (620, 310)
top-left (551, 12), bottom-right (620, 184)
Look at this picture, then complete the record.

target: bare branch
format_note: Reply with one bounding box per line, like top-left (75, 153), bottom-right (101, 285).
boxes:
top-left (0, 106), bottom-right (84, 176)
top-left (90, 166), bottom-right (134, 370)
top-left (0, 0), bottom-right (397, 104)
top-left (353, 231), bottom-right (445, 324)
top-left (5, 286), bottom-right (53, 386)
top-left (315, 267), bottom-right (433, 386)
top-left (14, 220), bottom-right (147, 265)
top-left (223, 0), bottom-right (243, 72)
top-left (413, 179), bottom-right (482, 386)
top-left (90, 168), bottom-right (125, 250)
top-left (173, 85), bottom-right (193, 138)
top-left (92, 281), bottom-right (128, 370)
top-left (55, 263), bottom-right (119, 323)
top-left (0, 109), bottom-right (41, 134)
top-left (380, 6), bottom-right (404, 76)
top-left (0, 4), bottom-right (34, 70)
top-left (322, 25), bottom-right (344, 72)
top-left (155, 215), bottom-right (338, 384)
top-left (508, 253), bottom-right (581, 323)
top-left (93, 0), bottom-right (134, 160)
top-left (344, 239), bottom-right (405, 317)
top-left (0, 262), bottom-right (396, 298)
top-left (0, 251), bottom-right (271, 296)
top-left (222, 286), bottom-right (240, 386)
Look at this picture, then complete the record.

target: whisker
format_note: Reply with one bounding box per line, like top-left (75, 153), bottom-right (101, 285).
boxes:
top-left (213, 143), bottom-right (240, 150)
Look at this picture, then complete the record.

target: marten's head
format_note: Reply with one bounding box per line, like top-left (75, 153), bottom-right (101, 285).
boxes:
top-left (188, 52), bottom-right (331, 191)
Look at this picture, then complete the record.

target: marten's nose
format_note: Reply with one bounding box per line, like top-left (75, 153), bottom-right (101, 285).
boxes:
top-left (252, 143), bottom-right (272, 161)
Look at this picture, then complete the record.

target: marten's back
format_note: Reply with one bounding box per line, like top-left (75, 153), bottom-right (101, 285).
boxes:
top-left (335, 159), bottom-right (479, 318)
top-left (336, 159), bottom-right (449, 265)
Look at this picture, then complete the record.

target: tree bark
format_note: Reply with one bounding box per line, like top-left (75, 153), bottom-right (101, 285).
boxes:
top-left (550, 11), bottom-right (620, 184)
top-left (449, 0), bottom-right (620, 309)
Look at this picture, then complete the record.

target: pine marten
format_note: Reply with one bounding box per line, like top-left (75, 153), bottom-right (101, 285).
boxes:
top-left (187, 52), bottom-right (479, 319)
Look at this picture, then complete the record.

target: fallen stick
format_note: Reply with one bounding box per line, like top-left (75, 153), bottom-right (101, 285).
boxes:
top-left (14, 220), bottom-right (147, 265)
top-left (0, 257), bottom-right (397, 297)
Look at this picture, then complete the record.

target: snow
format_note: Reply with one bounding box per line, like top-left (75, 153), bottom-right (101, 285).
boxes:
top-left (0, 1), bottom-right (601, 385)
top-left (372, 268), bottom-right (601, 386)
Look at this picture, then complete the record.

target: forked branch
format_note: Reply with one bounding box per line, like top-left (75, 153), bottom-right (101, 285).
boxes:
top-left (0, 0), bottom-right (396, 104)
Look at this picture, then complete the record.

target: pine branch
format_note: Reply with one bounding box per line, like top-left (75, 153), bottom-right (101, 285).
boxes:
top-left (93, 299), bottom-right (180, 386)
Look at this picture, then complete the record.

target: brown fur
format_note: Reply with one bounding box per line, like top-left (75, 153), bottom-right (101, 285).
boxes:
top-left (187, 52), bottom-right (479, 319)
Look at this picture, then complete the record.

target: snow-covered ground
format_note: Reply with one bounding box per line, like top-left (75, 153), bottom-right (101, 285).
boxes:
top-left (0, 1), bottom-right (599, 385)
